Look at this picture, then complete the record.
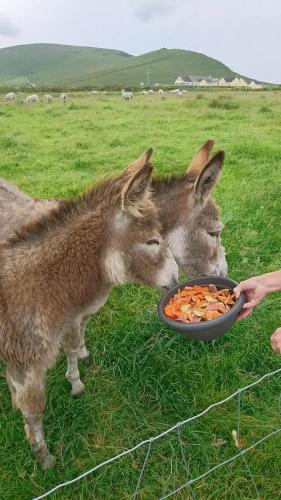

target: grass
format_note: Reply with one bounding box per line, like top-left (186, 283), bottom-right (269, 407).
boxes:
top-left (0, 90), bottom-right (281, 499)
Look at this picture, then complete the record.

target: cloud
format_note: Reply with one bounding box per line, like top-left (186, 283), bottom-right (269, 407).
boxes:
top-left (0, 13), bottom-right (19, 37)
top-left (133, 0), bottom-right (172, 22)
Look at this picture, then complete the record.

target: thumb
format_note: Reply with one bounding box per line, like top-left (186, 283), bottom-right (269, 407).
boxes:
top-left (234, 285), bottom-right (241, 299)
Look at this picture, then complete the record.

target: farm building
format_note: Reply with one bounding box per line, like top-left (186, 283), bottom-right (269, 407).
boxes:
top-left (174, 74), bottom-right (262, 88)
top-left (219, 77), bottom-right (234, 86)
top-left (248, 79), bottom-right (263, 89)
top-left (174, 75), bottom-right (214, 86)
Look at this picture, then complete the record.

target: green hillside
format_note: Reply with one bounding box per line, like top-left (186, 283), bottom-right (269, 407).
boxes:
top-left (0, 43), bottom-right (132, 86)
top-left (0, 44), bottom-right (240, 87)
top-left (81, 48), bottom-right (237, 87)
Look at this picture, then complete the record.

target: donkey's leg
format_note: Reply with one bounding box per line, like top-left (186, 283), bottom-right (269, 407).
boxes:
top-left (6, 370), bottom-right (17, 409)
top-left (78, 315), bottom-right (92, 366)
top-left (62, 328), bottom-right (85, 396)
top-left (7, 366), bottom-right (55, 468)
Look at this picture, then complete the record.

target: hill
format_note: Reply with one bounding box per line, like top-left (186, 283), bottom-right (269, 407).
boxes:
top-left (0, 43), bottom-right (244, 88)
top-left (0, 43), bottom-right (133, 87)
top-left (80, 48), bottom-right (237, 87)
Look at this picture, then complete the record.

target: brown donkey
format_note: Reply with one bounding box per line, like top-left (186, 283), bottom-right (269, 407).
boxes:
top-left (0, 140), bottom-right (226, 276)
top-left (0, 150), bottom-right (178, 467)
top-left (0, 140), bottom-right (227, 367)
top-left (152, 139), bottom-right (227, 277)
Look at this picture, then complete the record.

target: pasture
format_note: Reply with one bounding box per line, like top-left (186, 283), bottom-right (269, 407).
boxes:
top-left (0, 90), bottom-right (281, 499)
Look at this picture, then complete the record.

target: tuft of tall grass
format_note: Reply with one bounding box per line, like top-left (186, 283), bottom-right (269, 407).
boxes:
top-left (208, 98), bottom-right (239, 110)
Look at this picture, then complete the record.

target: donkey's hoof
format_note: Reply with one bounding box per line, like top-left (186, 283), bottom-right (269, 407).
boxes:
top-left (71, 381), bottom-right (85, 397)
top-left (80, 354), bottom-right (92, 367)
top-left (40, 452), bottom-right (56, 469)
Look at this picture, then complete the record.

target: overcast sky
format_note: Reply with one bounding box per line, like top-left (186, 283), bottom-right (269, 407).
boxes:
top-left (0, 0), bottom-right (280, 83)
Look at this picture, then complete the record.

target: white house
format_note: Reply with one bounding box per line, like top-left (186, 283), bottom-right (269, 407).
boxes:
top-left (248, 80), bottom-right (263, 89)
top-left (174, 74), bottom-right (263, 88)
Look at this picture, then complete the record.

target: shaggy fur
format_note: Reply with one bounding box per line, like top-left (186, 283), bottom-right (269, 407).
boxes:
top-left (0, 150), bottom-right (178, 467)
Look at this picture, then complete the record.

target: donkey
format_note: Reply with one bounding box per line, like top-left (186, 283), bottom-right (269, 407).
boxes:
top-left (0, 149), bottom-right (178, 467)
top-left (0, 140), bottom-right (226, 276)
top-left (0, 140), bottom-right (227, 367)
top-left (152, 139), bottom-right (227, 278)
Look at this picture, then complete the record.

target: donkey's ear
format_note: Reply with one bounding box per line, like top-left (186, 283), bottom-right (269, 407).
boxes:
top-left (194, 151), bottom-right (224, 201)
top-left (187, 139), bottom-right (214, 175)
top-left (121, 149), bottom-right (153, 214)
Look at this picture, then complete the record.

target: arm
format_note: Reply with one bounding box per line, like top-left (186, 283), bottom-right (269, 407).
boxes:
top-left (234, 270), bottom-right (281, 320)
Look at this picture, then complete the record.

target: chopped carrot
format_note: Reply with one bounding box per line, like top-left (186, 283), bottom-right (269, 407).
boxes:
top-left (164, 284), bottom-right (236, 323)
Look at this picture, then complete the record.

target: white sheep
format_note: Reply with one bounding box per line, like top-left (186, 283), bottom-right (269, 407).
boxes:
top-left (142, 90), bottom-right (148, 95)
top-left (44, 94), bottom-right (53, 103)
top-left (25, 95), bottom-right (39, 104)
top-left (121, 90), bottom-right (133, 100)
top-left (60, 93), bottom-right (67, 103)
top-left (147, 89), bottom-right (154, 95)
top-left (158, 89), bottom-right (165, 95)
top-left (5, 92), bottom-right (16, 101)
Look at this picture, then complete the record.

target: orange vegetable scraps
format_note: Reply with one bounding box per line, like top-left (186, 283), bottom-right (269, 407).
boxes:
top-left (164, 284), bottom-right (236, 323)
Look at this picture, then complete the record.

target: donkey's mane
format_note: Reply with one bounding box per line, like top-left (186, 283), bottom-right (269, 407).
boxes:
top-left (7, 174), bottom-right (128, 246)
top-left (151, 173), bottom-right (192, 195)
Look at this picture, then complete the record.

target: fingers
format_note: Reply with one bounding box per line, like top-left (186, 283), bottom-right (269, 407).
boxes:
top-left (234, 285), bottom-right (241, 299)
top-left (243, 301), bottom-right (256, 309)
top-left (271, 328), bottom-right (281, 354)
top-left (237, 306), bottom-right (253, 320)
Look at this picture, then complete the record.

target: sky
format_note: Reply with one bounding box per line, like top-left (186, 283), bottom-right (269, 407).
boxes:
top-left (0, 0), bottom-right (280, 83)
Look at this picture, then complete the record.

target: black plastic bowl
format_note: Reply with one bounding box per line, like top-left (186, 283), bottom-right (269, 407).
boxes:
top-left (157, 277), bottom-right (245, 342)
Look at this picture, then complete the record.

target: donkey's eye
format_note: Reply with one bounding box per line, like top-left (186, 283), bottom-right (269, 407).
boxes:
top-left (208, 231), bottom-right (220, 238)
top-left (146, 239), bottom-right (160, 246)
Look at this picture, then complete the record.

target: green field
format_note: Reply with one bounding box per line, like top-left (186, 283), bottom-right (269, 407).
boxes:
top-left (0, 90), bottom-right (281, 499)
top-left (0, 44), bottom-right (237, 87)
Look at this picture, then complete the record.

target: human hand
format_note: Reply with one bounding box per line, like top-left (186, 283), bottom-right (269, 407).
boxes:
top-left (234, 277), bottom-right (268, 320)
top-left (271, 328), bottom-right (281, 354)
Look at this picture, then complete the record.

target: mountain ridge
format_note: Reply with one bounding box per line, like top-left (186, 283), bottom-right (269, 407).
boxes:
top-left (0, 43), bottom-right (258, 87)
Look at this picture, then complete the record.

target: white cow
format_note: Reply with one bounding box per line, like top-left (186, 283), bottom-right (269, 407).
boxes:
top-left (44, 94), bottom-right (53, 103)
top-left (25, 95), bottom-right (39, 104)
top-left (5, 92), bottom-right (16, 101)
top-left (60, 93), bottom-right (67, 103)
top-left (121, 90), bottom-right (133, 100)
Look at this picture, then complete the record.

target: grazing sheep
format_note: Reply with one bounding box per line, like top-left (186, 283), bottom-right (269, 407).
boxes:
top-left (147, 89), bottom-right (154, 95)
top-left (158, 89), bottom-right (165, 95)
top-left (5, 92), bottom-right (16, 101)
top-left (121, 90), bottom-right (133, 100)
top-left (60, 93), bottom-right (67, 103)
top-left (142, 90), bottom-right (148, 95)
top-left (44, 95), bottom-right (53, 103)
top-left (92, 90), bottom-right (97, 94)
top-left (25, 95), bottom-right (39, 104)
top-left (176, 90), bottom-right (183, 96)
